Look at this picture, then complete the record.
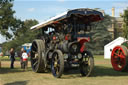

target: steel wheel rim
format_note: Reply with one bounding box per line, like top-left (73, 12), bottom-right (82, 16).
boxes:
top-left (111, 46), bottom-right (126, 71)
top-left (31, 42), bottom-right (39, 71)
top-left (81, 56), bottom-right (91, 75)
top-left (51, 53), bottom-right (60, 77)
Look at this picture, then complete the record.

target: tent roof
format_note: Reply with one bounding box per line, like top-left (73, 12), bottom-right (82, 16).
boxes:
top-left (104, 37), bottom-right (126, 48)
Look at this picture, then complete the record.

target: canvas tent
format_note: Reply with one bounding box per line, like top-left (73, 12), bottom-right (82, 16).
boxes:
top-left (22, 43), bottom-right (32, 54)
top-left (104, 37), bottom-right (127, 59)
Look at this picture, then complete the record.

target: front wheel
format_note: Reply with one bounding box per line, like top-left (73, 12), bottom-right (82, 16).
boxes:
top-left (31, 39), bottom-right (46, 73)
top-left (111, 45), bottom-right (128, 71)
top-left (79, 51), bottom-right (94, 77)
top-left (51, 50), bottom-right (64, 78)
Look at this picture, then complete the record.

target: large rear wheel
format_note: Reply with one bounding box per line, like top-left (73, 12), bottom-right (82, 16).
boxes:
top-left (79, 51), bottom-right (94, 77)
top-left (111, 45), bottom-right (128, 71)
top-left (51, 50), bottom-right (64, 78)
top-left (31, 39), bottom-right (46, 73)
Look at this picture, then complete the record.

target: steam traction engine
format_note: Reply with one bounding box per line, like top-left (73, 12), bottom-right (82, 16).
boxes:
top-left (111, 41), bottom-right (128, 72)
top-left (30, 8), bottom-right (104, 78)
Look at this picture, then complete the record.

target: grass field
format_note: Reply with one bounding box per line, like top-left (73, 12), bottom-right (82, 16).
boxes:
top-left (0, 55), bottom-right (128, 85)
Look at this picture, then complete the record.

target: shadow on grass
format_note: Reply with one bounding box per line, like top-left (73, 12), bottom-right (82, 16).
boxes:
top-left (0, 67), bottom-right (32, 74)
top-left (62, 65), bottom-right (128, 79)
top-left (62, 67), bottom-right (84, 79)
top-left (92, 66), bottom-right (128, 77)
top-left (4, 80), bottom-right (29, 85)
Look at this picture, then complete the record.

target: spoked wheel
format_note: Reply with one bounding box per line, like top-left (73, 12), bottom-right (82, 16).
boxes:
top-left (111, 45), bottom-right (128, 71)
top-left (31, 39), bottom-right (46, 73)
top-left (51, 50), bottom-right (64, 78)
top-left (80, 51), bottom-right (94, 77)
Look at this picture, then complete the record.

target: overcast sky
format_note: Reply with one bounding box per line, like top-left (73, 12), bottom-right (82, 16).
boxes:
top-left (0, 0), bottom-right (128, 43)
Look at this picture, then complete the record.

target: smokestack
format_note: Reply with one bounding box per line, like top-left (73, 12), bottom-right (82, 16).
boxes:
top-left (111, 7), bottom-right (115, 39)
top-left (101, 10), bottom-right (105, 16)
top-left (112, 7), bottom-right (115, 17)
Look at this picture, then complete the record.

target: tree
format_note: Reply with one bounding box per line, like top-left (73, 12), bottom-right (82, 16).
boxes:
top-left (2, 19), bottom-right (39, 54)
top-left (0, 0), bottom-right (20, 39)
top-left (14, 19), bottom-right (39, 45)
top-left (0, 0), bottom-right (39, 54)
top-left (122, 8), bottom-right (128, 39)
top-left (87, 14), bottom-right (112, 55)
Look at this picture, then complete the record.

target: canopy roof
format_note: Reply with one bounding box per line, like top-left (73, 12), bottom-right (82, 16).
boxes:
top-left (31, 8), bottom-right (104, 30)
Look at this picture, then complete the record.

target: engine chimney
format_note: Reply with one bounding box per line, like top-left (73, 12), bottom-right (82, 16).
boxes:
top-left (112, 7), bottom-right (115, 17)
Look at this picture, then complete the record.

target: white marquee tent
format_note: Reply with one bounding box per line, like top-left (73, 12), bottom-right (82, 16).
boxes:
top-left (104, 37), bottom-right (127, 59)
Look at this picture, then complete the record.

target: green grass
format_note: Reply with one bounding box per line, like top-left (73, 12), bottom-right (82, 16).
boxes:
top-left (0, 55), bottom-right (128, 85)
top-left (0, 56), bottom-right (30, 61)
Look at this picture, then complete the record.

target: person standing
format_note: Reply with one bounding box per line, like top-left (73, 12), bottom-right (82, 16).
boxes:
top-left (22, 50), bottom-right (28, 71)
top-left (0, 56), bottom-right (1, 68)
top-left (19, 48), bottom-right (24, 68)
top-left (0, 52), bottom-right (3, 68)
top-left (9, 48), bottom-right (15, 69)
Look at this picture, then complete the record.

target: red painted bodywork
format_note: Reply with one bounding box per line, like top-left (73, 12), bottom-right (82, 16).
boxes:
top-left (65, 34), bottom-right (71, 40)
top-left (111, 45), bottom-right (126, 71)
top-left (77, 37), bottom-right (90, 53)
top-left (53, 36), bottom-right (56, 40)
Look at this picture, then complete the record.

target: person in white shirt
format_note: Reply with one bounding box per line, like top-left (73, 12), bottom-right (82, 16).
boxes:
top-left (22, 50), bottom-right (28, 71)
top-left (19, 48), bottom-right (24, 69)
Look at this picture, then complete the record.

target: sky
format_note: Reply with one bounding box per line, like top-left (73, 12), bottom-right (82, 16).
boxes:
top-left (0, 0), bottom-right (128, 43)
